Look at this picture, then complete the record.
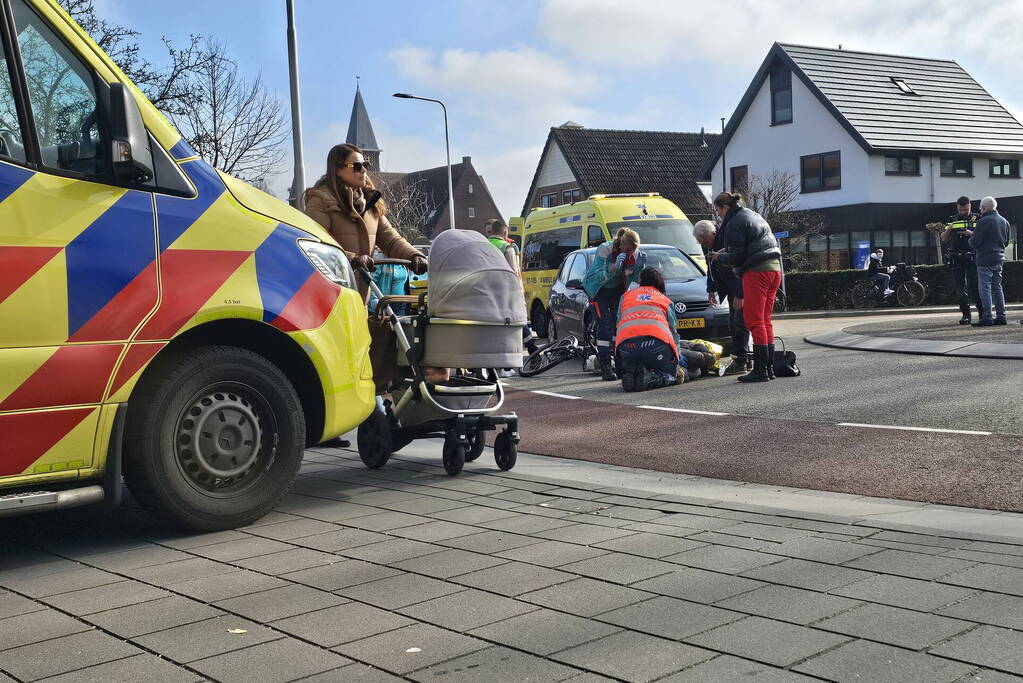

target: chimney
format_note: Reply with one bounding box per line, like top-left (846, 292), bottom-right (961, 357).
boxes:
top-left (462, 156), bottom-right (471, 166)
top-left (700, 127), bottom-right (707, 147)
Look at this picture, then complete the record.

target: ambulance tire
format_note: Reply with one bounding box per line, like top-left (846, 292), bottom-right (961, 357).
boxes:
top-left (124, 346), bottom-right (305, 532)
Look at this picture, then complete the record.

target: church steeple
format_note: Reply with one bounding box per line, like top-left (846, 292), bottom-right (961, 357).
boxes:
top-left (346, 79), bottom-right (381, 168)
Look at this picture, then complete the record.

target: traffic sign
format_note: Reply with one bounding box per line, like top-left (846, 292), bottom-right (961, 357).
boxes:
top-left (773, 231), bottom-right (789, 238)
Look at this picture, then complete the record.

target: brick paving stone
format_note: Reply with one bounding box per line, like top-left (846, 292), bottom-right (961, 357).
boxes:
top-left (660, 654), bottom-right (816, 682)
top-left (592, 533), bottom-right (706, 559)
top-left (714, 584), bottom-right (862, 625)
top-left (390, 548), bottom-right (509, 578)
top-left (376, 496), bottom-right (470, 516)
top-left (964, 669), bottom-right (1023, 683)
top-left (632, 568), bottom-right (765, 604)
top-left (788, 520), bottom-right (873, 537)
top-left (652, 513), bottom-right (739, 532)
top-left (245, 518), bottom-right (341, 541)
top-left (457, 495), bottom-right (522, 510)
top-left (282, 559), bottom-right (402, 591)
top-left (147, 529), bottom-right (249, 551)
top-left (168, 570), bottom-right (288, 602)
top-left (428, 506), bottom-right (519, 525)
top-left (495, 540), bottom-right (609, 568)
top-left (187, 536), bottom-right (294, 562)
top-left (0, 557), bottom-right (84, 584)
top-left (337, 622), bottom-right (488, 674)
top-left (0, 630), bottom-right (140, 681)
top-left (281, 501), bottom-right (382, 523)
top-left (78, 545), bottom-right (192, 571)
top-left (531, 523), bottom-right (637, 546)
top-left (86, 594), bottom-right (222, 637)
top-left (794, 639), bottom-right (975, 683)
top-left (338, 572), bottom-right (465, 609)
top-left (936, 592), bottom-right (1023, 630)
top-left (40, 580), bottom-right (170, 617)
top-left (340, 538), bottom-right (447, 565)
top-left (191, 637), bottom-right (352, 683)
top-left (214, 584), bottom-right (347, 622)
top-left (424, 479), bottom-right (510, 497)
top-left (469, 608), bottom-right (619, 656)
top-left (664, 545), bottom-right (781, 574)
top-left (344, 511), bottom-right (434, 532)
top-left (855, 538), bottom-right (950, 556)
top-left (716, 522), bottom-right (816, 544)
top-left (518, 578), bottom-right (653, 618)
top-left (686, 615), bottom-right (851, 667)
top-left (0, 566), bottom-right (123, 599)
top-left (941, 564), bottom-right (1023, 596)
top-left (833, 574), bottom-right (977, 612)
top-left (388, 521), bottom-right (486, 543)
top-left (128, 556), bottom-right (239, 586)
top-left (451, 561), bottom-right (574, 596)
top-left (766, 536), bottom-right (882, 565)
top-left (273, 603), bottom-right (413, 647)
top-left (37, 653), bottom-right (202, 683)
top-left (815, 603), bottom-right (973, 649)
top-left (571, 513), bottom-right (639, 528)
top-left (303, 662), bottom-right (404, 681)
top-left (845, 548), bottom-right (978, 579)
top-left (234, 548), bottom-right (339, 575)
top-left (554, 631), bottom-right (714, 683)
top-left (399, 589), bottom-right (537, 631)
top-left (685, 531), bottom-right (774, 551)
top-left (962, 542), bottom-right (1023, 558)
top-left (740, 558), bottom-right (873, 591)
top-left (930, 625), bottom-right (1023, 675)
top-left (559, 553), bottom-right (676, 585)
top-left (491, 489), bottom-right (559, 506)
top-left (0, 590), bottom-right (46, 619)
top-left (135, 614), bottom-right (280, 663)
top-left (512, 504), bottom-right (578, 519)
top-left (869, 531), bottom-right (966, 549)
top-left (291, 528), bottom-right (390, 552)
top-left (409, 646), bottom-right (581, 683)
top-left (616, 524), bottom-right (701, 541)
top-left (597, 596), bottom-right (744, 640)
top-left (439, 530), bottom-right (543, 554)
top-left (945, 549), bottom-right (1023, 569)
top-left (476, 514), bottom-right (577, 536)
top-left (599, 506), bottom-right (668, 522)
top-left (0, 609), bottom-right (90, 650)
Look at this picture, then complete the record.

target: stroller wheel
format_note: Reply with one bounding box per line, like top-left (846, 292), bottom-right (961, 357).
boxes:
top-left (357, 410), bottom-right (393, 469)
top-left (494, 430), bottom-right (517, 471)
top-left (443, 432), bottom-right (465, 476)
top-left (465, 430), bottom-right (486, 463)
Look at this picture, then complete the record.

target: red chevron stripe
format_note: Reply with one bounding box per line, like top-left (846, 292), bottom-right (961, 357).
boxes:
top-left (0, 408), bottom-right (94, 476)
top-left (0, 344), bottom-right (124, 411)
top-left (108, 342), bottom-right (166, 398)
top-left (68, 260), bottom-right (159, 342)
top-left (269, 271), bottom-right (341, 332)
top-left (137, 249), bottom-right (250, 340)
top-left (0, 246), bottom-right (62, 305)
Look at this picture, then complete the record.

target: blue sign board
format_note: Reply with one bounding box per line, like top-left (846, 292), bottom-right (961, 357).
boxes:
top-left (854, 241), bottom-right (871, 269)
top-left (773, 231), bottom-right (789, 238)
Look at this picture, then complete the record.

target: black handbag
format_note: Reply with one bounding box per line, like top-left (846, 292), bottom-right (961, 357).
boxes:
top-left (772, 337), bottom-right (800, 377)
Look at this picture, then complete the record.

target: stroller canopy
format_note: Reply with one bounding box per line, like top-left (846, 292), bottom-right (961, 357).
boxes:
top-left (428, 229), bottom-right (527, 325)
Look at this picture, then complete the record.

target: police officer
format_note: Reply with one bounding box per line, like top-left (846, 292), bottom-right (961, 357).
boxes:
top-left (941, 196), bottom-right (981, 325)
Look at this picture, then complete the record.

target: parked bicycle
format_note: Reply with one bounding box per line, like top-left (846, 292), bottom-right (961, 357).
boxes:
top-left (848, 262), bottom-right (927, 308)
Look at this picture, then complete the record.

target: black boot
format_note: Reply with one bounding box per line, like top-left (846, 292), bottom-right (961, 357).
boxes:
top-left (525, 339), bottom-right (539, 356)
top-left (737, 345), bottom-right (770, 383)
top-left (599, 355), bottom-right (617, 381)
top-left (766, 344), bottom-right (775, 380)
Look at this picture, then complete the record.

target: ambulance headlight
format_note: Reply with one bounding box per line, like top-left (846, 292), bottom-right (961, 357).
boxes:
top-left (299, 240), bottom-right (356, 290)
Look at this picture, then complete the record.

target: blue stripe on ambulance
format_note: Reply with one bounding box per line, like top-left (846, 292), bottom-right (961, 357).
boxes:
top-left (0, 162), bottom-right (34, 204)
top-left (170, 139), bottom-right (198, 160)
top-left (155, 160), bottom-right (226, 251)
top-left (254, 223), bottom-right (316, 323)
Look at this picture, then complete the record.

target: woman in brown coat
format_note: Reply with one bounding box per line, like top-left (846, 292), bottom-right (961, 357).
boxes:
top-left (303, 143), bottom-right (427, 296)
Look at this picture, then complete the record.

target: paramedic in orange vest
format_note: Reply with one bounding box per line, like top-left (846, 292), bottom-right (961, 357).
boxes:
top-left (615, 267), bottom-right (687, 392)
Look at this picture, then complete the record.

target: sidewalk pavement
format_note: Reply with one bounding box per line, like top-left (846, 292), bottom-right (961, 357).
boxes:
top-left (775, 302), bottom-right (1023, 320)
top-left (3, 441), bottom-right (1023, 682)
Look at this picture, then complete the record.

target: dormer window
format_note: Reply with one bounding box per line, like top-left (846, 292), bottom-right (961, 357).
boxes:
top-left (891, 77), bottom-right (918, 95)
top-left (770, 62), bottom-right (793, 125)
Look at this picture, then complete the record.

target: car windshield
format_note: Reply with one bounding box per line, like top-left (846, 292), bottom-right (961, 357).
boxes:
top-left (643, 247), bottom-right (703, 280)
top-left (608, 219), bottom-right (701, 255)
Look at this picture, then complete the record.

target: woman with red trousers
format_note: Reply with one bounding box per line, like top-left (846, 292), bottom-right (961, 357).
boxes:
top-left (707, 192), bottom-right (781, 383)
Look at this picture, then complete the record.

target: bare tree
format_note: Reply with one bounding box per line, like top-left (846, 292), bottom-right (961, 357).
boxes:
top-left (380, 176), bottom-right (434, 243)
top-left (739, 169), bottom-right (828, 271)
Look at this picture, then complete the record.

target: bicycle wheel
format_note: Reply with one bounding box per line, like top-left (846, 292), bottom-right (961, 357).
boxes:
top-left (896, 280), bottom-right (926, 307)
top-left (849, 281), bottom-right (875, 308)
top-left (518, 338), bottom-right (576, 377)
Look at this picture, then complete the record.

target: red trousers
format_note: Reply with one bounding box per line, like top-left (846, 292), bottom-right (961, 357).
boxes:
top-left (741, 270), bottom-right (782, 345)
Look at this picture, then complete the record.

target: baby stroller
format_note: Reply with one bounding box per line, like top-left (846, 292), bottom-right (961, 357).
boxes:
top-left (356, 229), bottom-right (525, 476)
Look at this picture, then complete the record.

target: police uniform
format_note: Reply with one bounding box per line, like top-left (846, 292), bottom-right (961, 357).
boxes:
top-left (944, 212), bottom-right (981, 321)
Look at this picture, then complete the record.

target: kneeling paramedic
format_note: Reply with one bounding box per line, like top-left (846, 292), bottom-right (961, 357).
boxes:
top-left (583, 228), bottom-right (646, 381)
top-left (615, 268), bottom-right (687, 392)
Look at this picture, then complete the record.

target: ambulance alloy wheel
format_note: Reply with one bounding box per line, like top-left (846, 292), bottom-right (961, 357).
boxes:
top-left (124, 346), bottom-right (305, 532)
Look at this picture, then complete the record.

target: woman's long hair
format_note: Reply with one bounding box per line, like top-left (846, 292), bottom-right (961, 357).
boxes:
top-left (312, 143), bottom-right (387, 219)
top-left (612, 227), bottom-right (640, 257)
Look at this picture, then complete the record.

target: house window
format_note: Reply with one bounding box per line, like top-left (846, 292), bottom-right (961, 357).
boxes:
top-left (562, 188), bottom-right (582, 204)
top-left (890, 77), bottom-right (918, 95)
top-left (940, 157), bottom-right (973, 177)
top-left (539, 193), bottom-right (557, 208)
top-left (468, 183), bottom-right (474, 194)
top-left (730, 165), bottom-right (749, 192)
top-left (770, 61), bottom-right (792, 125)
top-left (990, 159), bottom-right (1020, 178)
top-left (800, 151), bottom-right (841, 192)
top-left (884, 156), bottom-right (919, 176)
top-left (468, 207), bottom-right (475, 218)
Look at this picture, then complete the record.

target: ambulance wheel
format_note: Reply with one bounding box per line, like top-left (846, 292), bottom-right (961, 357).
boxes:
top-left (465, 430), bottom-right (485, 462)
top-left (357, 410), bottom-right (393, 469)
top-left (124, 346), bottom-right (305, 532)
top-left (443, 432), bottom-right (465, 476)
top-left (494, 431), bottom-right (517, 471)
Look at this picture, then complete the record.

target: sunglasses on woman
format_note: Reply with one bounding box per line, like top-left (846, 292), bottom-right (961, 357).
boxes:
top-left (339, 161), bottom-right (372, 172)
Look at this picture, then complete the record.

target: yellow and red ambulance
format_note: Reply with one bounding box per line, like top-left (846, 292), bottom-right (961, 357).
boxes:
top-left (0, 0), bottom-right (375, 529)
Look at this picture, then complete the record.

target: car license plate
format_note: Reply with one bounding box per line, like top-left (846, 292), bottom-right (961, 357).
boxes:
top-left (677, 318), bottom-right (705, 329)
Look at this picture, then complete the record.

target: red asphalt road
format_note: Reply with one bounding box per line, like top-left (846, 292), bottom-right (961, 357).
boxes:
top-left (502, 389), bottom-right (1023, 512)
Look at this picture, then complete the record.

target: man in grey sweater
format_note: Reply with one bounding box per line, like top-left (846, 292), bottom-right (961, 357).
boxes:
top-left (969, 196), bottom-right (1011, 326)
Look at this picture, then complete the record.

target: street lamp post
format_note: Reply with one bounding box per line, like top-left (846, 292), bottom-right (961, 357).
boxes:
top-left (286, 0), bottom-right (305, 209)
top-left (393, 93), bottom-right (455, 230)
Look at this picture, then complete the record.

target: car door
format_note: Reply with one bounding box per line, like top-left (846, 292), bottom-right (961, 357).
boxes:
top-left (0, 0), bottom-right (157, 483)
top-left (547, 253), bottom-right (575, 337)
top-left (561, 252), bottom-right (590, 338)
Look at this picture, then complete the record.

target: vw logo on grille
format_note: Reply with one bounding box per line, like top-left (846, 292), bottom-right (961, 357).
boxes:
top-left (673, 301), bottom-right (687, 314)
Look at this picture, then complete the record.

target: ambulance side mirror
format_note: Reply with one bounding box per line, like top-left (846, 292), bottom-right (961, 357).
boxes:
top-left (108, 83), bottom-right (154, 185)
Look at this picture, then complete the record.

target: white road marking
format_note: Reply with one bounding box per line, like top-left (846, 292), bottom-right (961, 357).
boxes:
top-left (837, 423), bottom-right (993, 436)
top-left (533, 390), bottom-right (581, 400)
top-left (639, 405), bottom-right (730, 416)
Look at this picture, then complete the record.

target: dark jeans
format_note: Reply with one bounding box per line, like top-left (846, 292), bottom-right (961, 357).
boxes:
top-left (617, 336), bottom-right (678, 389)
top-left (724, 293), bottom-right (750, 357)
top-left (594, 284), bottom-right (625, 358)
top-left (869, 272), bottom-right (890, 292)
top-left (950, 258), bottom-right (980, 318)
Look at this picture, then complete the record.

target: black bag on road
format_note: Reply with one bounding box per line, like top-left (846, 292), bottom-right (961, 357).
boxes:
top-left (772, 337), bottom-right (800, 377)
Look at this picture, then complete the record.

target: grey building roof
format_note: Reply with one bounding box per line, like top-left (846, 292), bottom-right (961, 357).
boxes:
top-left (346, 86), bottom-right (380, 153)
top-left (703, 42), bottom-right (1023, 176)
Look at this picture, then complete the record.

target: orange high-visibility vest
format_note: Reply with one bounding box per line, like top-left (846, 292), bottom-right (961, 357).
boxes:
top-left (615, 286), bottom-right (678, 357)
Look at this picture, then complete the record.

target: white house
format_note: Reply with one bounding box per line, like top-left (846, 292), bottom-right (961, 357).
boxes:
top-left (704, 43), bottom-right (1023, 269)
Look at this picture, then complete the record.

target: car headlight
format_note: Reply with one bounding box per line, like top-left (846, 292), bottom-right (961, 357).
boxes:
top-left (298, 240), bottom-right (357, 290)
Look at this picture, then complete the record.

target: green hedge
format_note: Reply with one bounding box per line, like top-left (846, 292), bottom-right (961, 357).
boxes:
top-left (782, 261), bottom-right (1023, 310)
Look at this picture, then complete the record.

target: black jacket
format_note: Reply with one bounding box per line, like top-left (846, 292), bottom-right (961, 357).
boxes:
top-left (944, 212), bottom-right (979, 256)
top-left (706, 222), bottom-right (741, 299)
top-left (714, 206), bottom-right (780, 296)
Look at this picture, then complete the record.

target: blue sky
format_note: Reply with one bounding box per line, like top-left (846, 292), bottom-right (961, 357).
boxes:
top-left (94, 0), bottom-right (1023, 219)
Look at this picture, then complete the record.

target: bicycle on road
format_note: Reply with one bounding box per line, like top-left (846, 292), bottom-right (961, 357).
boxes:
top-left (518, 334), bottom-right (592, 377)
top-left (848, 262), bottom-right (927, 308)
